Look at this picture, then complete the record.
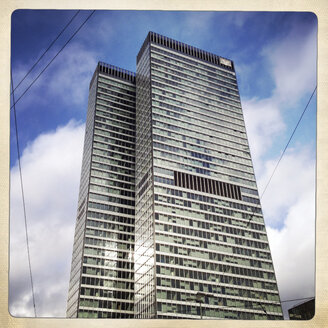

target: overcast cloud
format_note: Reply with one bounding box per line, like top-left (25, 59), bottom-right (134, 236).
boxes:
top-left (10, 121), bottom-right (84, 317)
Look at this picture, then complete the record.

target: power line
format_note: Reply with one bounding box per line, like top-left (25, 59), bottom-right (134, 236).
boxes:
top-left (259, 86), bottom-right (317, 200)
top-left (11, 10), bottom-right (80, 95)
top-left (11, 69), bottom-right (37, 317)
top-left (246, 85), bottom-right (317, 226)
top-left (281, 296), bottom-right (314, 303)
top-left (10, 10), bottom-right (95, 110)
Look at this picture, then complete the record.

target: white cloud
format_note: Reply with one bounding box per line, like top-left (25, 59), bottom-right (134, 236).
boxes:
top-left (12, 42), bottom-right (98, 112)
top-left (10, 120), bottom-right (84, 317)
top-left (243, 23), bottom-right (316, 169)
top-left (258, 146), bottom-right (315, 316)
top-left (46, 43), bottom-right (98, 106)
top-left (259, 146), bottom-right (315, 227)
top-left (241, 20), bottom-right (317, 318)
top-left (242, 97), bottom-right (286, 175)
top-left (263, 26), bottom-right (317, 106)
top-left (267, 185), bottom-right (315, 317)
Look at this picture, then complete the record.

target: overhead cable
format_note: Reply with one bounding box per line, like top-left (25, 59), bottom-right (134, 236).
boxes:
top-left (10, 10), bottom-right (96, 110)
top-left (11, 10), bottom-right (81, 94)
top-left (11, 69), bottom-right (37, 317)
top-left (246, 85), bottom-right (317, 226)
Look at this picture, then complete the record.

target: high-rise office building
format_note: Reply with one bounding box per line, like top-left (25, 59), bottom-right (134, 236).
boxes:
top-left (67, 32), bottom-right (283, 320)
top-left (134, 32), bottom-right (282, 319)
top-left (67, 63), bottom-right (136, 318)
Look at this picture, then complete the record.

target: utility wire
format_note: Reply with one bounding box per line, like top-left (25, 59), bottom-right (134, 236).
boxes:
top-left (259, 86), bottom-right (317, 200)
top-left (11, 10), bottom-right (80, 95)
top-left (10, 10), bottom-right (95, 110)
top-left (280, 296), bottom-right (314, 303)
top-left (11, 69), bottom-right (37, 317)
top-left (246, 85), bottom-right (317, 226)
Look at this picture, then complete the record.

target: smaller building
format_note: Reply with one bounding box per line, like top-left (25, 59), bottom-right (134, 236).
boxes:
top-left (288, 298), bottom-right (315, 320)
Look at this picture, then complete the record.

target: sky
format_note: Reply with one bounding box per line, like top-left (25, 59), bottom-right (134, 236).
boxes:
top-left (9, 10), bottom-right (317, 319)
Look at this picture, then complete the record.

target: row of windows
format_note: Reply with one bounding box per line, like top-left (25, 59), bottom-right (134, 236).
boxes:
top-left (152, 78), bottom-right (241, 114)
top-left (152, 91), bottom-right (243, 139)
top-left (150, 61), bottom-right (240, 114)
top-left (150, 67), bottom-right (242, 120)
top-left (155, 199), bottom-right (262, 225)
top-left (156, 243), bottom-right (272, 270)
top-left (155, 184), bottom-right (260, 211)
top-left (94, 121), bottom-right (135, 138)
top-left (156, 254), bottom-right (272, 280)
top-left (97, 81), bottom-right (136, 97)
top-left (86, 217), bottom-right (133, 232)
top-left (154, 155), bottom-right (256, 188)
top-left (91, 169), bottom-right (135, 184)
top-left (155, 187), bottom-right (261, 214)
top-left (88, 201), bottom-right (134, 215)
top-left (152, 121), bottom-right (251, 160)
top-left (157, 266), bottom-right (277, 290)
top-left (150, 66), bottom-right (241, 114)
top-left (151, 46), bottom-right (236, 83)
top-left (152, 116), bottom-right (248, 160)
top-left (98, 76), bottom-right (135, 92)
top-left (97, 87), bottom-right (136, 103)
top-left (85, 228), bottom-right (134, 242)
top-left (83, 254), bottom-right (132, 267)
top-left (156, 253), bottom-right (272, 277)
top-left (84, 242), bottom-right (133, 254)
top-left (89, 192), bottom-right (135, 206)
top-left (97, 90), bottom-right (135, 108)
top-left (78, 310), bottom-right (134, 318)
top-left (157, 303), bottom-right (280, 319)
top-left (95, 102), bottom-right (135, 122)
top-left (92, 146), bottom-right (135, 164)
top-left (82, 265), bottom-right (134, 279)
top-left (155, 210), bottom-right (265, 235)
top-left (91, 161), bottom-right (134, 177)
top-left (153, 132), bottom-right (253, 171)
top-left (156, 290), bottom-right (279, 311)
top-left (154, 141), bottom-right (253, 180)
top-left (81, 275), bottom-right (133, 287)
top-left (90, 183), bottom-right (134, 198)
top-left (95, 106), bottom-right (135, 125)
top-left (95, 98), bottom-right (135, 117)
top-left (150, 65), bottom-right (238, 105)
top-left (155, 212), bottom-right (266, 244)
top-left (92, 154), bottom-right (135, 170)
top-left (79, 298), bottom-right (133, 311)
top-left (93, 140), bottom-right (134, 155)
top-left (97, 96), bottom-right (135, 114)
top-left (81, 289), bottom-right (133, 304)
top-left (95, 114), bottom-right (135, 132)
top-left (151, 55), bottom-right (238, 94)
top-left (155, 223), bottom-right (268, 251)
top-left (155, 232), bottom-right (269, 260)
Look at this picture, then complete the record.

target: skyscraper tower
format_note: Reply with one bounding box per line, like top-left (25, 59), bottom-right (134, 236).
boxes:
top-left (134, 32), bottom-right (283, 319)
top-left (67, 63), bottom-right (136, 318)
top-left (67, 32), bottom-right (283, 320)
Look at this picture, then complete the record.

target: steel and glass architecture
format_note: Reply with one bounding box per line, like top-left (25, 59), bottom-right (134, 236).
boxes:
top-left (134, 32), bottom-right (283, 319)
top-left (67, 32), bottom-right (283, 320)
top-left (67, 62), bottom-right (136, 318)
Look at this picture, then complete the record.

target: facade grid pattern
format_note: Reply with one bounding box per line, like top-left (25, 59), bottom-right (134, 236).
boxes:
top-left (67, 63), bottom-right (136, 318)
top-left (67, 32), bottom-right (283, 320)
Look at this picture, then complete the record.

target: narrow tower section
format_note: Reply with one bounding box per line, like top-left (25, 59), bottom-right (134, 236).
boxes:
top-left (67, 62), bottom-right (136, 318)
top-left (134, 32), bottom-right (283, 319)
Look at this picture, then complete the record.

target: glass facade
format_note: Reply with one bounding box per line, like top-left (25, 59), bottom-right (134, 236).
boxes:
top-left (67, 32), bottom-right (283, 320)
top-left (134, 32), bottom-right (283, 319)
top-left (67, 63), bottom-right (136, 318)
